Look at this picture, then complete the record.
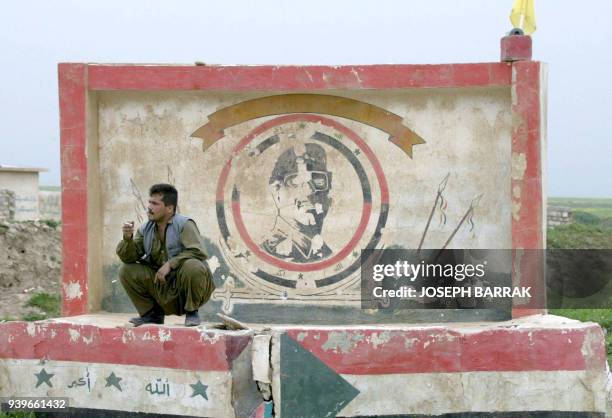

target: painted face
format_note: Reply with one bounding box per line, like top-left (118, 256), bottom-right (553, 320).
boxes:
top-left (147, 193), bottom-right (172, 222)
top-left (272, 153), bottom-right (332, 237)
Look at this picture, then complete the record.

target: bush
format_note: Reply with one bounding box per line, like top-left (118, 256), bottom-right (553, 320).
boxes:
top-left (41, 219), bottom-right (61, 229)
top-left (548, 223), bottom-right (612, 249)
top-left (25, 292), bottom-right (61, 319)
top-left (22, 312), bottom-right (47, 322)
top-left (572, 210), bottom-right (601, 225)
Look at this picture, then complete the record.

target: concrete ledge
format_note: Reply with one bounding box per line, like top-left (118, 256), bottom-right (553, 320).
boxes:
top-left (270, 315), bottom-right (607, 417)
top-left (0, 314), bottom-right (606, 417)
top-left (0, 315), bottom-right (262, 417)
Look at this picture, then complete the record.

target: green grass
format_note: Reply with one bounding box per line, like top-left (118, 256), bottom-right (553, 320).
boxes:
top-left (547, 197), bottom-right (612, 362)
top-left (24, 292), bottom-right (61, 320)
top-left (547, 223), bottom-right (612, 249)
top-left (549, 196), bottom-right (612, 207)
top-left (21, 312), bottom-right (47, 322)
top-left (40, 219), bottom-right (61, 229)
top-left (0, 412), bottom-right (36, 418)
top-left (549, 197), bottom-right (612, 218)
top-left (0, 411), bottom-right (36, 418)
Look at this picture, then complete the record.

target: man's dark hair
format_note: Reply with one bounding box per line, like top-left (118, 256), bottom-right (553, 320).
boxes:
top-left (149, 183), bottom-right (178, 212)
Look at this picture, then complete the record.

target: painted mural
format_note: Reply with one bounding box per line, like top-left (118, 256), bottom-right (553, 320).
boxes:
top-left (98, 90), bottom-right (512, 323)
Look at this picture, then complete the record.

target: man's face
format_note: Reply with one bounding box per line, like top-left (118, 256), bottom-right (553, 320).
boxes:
top-left (147, 193), bottom-right (173, 222)
top-left (273, 156), bottom-right (332, 237)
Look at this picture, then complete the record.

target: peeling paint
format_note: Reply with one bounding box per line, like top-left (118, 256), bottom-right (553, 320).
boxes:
top-left (26, 322), bottom-right (36, 337)
top-left (121, 329), bottom-right (135, 344)
top-left (82, 333), bottom-right (94, 345)
top-left (368, 331), bottom-right (391, 349)
top-left (512, 200), bottom-right (521, 221)
top-left (207, 256), bottom-right (220, 275)
top-left (68, 328), bottom-right (80, 343)
top-left (351, 68), bottom-right (363, 85)
top-left (142, 331), bottom-right (155, 341)
top-left (404, 337), bottom-right (419, 348)
top-left (511, 152), bottom-right (527, 180)
top-left (64, 281), bottom-right (84, 300)
top-left (581, 329), bottom-right (596, 359)
top-left (321, 331), bottom-right (364, 354)
top-left (296, 332), bottom-right (308, 342)
top-left (304, 70), bottom-right (314, 84)
top-left (199, 330), bottom-right (221, 344)
top-left (158, 329), bottom-right (172, 342)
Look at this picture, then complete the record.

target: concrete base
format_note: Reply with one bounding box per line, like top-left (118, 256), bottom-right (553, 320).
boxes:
top-left (0, 314), bottom-right (262, 417)
top-left (269, 315), bottom-right (607, 417)
top-left (0, 314), bottom-right (607, 417)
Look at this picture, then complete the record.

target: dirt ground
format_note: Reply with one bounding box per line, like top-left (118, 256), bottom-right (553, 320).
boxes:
top-left (0, 220), bottom-right (61, 320)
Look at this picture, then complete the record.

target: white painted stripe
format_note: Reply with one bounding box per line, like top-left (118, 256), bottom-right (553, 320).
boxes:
top-left (0, 359), bottom-right (232, 417)
top-left (337, 370), bottom-right (606, 416)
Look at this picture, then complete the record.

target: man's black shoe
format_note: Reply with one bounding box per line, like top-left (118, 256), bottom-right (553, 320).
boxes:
top-left (129, 307), bottom-right (165, 327)
top-left (185, 310), bottom-right (201, 327)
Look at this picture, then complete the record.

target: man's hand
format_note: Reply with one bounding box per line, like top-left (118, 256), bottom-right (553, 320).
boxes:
top-left (122, 221), bottom-right (135, 240)
top-left (155, 262), bottom-right (172, 285)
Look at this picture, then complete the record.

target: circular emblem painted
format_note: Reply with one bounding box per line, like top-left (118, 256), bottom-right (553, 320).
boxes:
top-left (216, 114), bottom-right (389, 296)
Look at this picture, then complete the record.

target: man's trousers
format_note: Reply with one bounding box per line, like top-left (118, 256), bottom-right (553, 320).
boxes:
top-left (119, 259), bottom-right (215, 316)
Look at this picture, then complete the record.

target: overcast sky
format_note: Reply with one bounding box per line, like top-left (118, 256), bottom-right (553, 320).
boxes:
top-left (0, 0), bottom-right (610, 197)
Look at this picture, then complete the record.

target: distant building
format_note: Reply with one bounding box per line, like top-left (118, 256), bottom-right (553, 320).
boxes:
top-left (547, 205), bottom-right (573, 228)
top-left (0, 165), bottom-right (47, 221)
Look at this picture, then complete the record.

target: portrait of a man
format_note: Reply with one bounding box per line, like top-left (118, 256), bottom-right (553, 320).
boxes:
top-left (261, 142), bottom-right (333, 262)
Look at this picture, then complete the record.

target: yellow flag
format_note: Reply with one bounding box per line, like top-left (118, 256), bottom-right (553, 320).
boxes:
top-left (510, 0), bottom-right (536, 35)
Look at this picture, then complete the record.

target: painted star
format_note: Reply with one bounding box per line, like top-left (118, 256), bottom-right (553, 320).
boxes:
top-left (35, 368), bottom-right (54, 388)
top-left (105, 372), bottom-right (123, 391)
top-left (190, 380), bottom-right (208, 400)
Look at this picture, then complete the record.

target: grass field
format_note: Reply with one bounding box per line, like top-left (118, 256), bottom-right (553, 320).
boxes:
top-left (549, 197), bottom-right (612, 219)
top-left (547, 197), bottom-right (612, 361)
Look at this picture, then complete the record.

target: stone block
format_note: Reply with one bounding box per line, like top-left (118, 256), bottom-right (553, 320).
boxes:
top-left (270, 315), bottom-right (607, 417)
top-left (0, 315), bottom-right (263, 417)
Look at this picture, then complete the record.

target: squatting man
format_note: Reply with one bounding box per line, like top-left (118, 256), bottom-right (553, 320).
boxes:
top-left (117, 184), bottom-right (215, 326)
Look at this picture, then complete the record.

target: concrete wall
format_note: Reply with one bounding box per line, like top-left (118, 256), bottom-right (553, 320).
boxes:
top-left (0, 189), bottom-right (15, 221)
top-left (94, 88), bottom-right (512, 323)
top-left (0, 171), bottom-right (39, 220)
top-left (548, 205), bottom-right (572, 227)
top-left (39, 190), bottom-right (61, 221)
top-left (58, 62), bottom-right (547, 321)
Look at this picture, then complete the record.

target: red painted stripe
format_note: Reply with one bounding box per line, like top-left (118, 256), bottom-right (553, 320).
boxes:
top-left (510, 61), bottom-right (545, 317)
top-left (0, 322), bottom-right (248, 372)
top-left (288, 325), bottom-right (606, 375)
top-left (59, 63), bottom-right (89, 316)
top-left (86, 64), bottom-right (511, 91)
